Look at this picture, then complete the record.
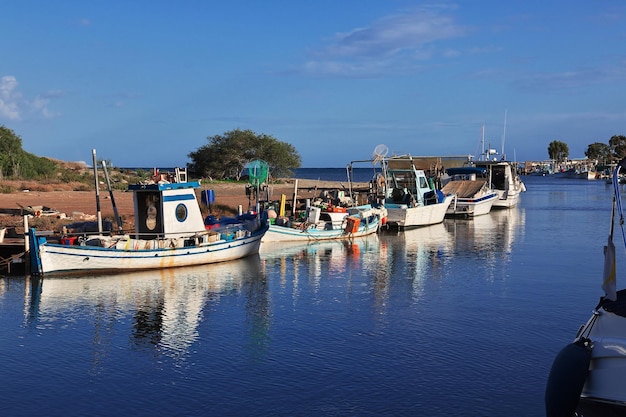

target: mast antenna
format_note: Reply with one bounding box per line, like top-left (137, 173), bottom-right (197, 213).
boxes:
top-left (502, 109), bottom-right (508, 160)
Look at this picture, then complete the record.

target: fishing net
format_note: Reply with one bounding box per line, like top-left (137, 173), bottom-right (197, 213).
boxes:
top-left (248, 159), bottom-right (269, 187)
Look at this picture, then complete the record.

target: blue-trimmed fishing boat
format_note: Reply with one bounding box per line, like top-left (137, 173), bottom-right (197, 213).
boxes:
top-left (262, 204), bottom-right (386, 242)
top-left (29, 177), bottom-right (268, 276)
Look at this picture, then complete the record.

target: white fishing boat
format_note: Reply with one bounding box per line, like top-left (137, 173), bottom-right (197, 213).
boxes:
top-left (473, 160), bottom-right (526, 208)
top-left (370, 154), bottom-right (454, 229)
top-left (29, 165), bottom-right (268, 276)
top-left (441, 166), bottom-right (497, 217)
top-left (545, 158), bottom-right (626, 416)
top-left (262, 203), bottom-right (386, 243)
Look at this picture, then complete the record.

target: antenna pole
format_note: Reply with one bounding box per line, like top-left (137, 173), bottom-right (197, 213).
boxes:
top-left (92, 149), bottom-right (103, 234)
top-left (502, 109), bottom-right (508, 159)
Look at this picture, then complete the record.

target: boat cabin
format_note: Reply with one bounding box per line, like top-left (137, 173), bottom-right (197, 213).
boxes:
top-left (128, 181), bottom-right (206, 239)
top-left (384, 157), bottom-right (440, 206)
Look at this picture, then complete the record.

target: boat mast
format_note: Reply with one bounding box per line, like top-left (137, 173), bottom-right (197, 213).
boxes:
top-left (502, 109), bottom-right (508, 160)
top-left (481, 124), bottom-right (485, 161)
top-left (92, 149), bottom-right (103, 234)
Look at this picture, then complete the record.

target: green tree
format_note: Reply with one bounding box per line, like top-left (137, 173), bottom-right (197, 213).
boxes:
top-left (0, 125), bottom-right (57, 179)
top-left (548, 140), bottom-right (569, 162)
top-left (609, 135), bottom-right (626, 160)
top-left (585, 142), bottom-right (612, 164)
top-left (188, 129), bottom-right (301, 180)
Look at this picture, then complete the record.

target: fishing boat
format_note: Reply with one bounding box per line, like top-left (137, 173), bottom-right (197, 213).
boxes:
top-left (545, 157), bottom-right (626, 416)
top-left (469, 116), bottom-right (526, 209)
top-left (262, 203), bottom-right (386, 243)
top-left (441, 166), bottom-right (497, 217)
top-left (246, 158), bottom-right (386, 243)
top-left (374, 154), bottom-right (454, 229)
top-left (472, 160), bottom-right (526, 209)
top-left (29, 167), bottom-right (268, 276)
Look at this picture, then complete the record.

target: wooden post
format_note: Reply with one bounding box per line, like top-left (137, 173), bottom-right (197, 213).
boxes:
top-left (292, 179), bottom-right (298, 217)
top-left (23, 215), bottom-right (30, 275)
top-left (92, 149), bottom-right (103, 234)
top-left (279, 194), bottom-right (286, 217)
top-left (102, 160), bottom-right (123, 232)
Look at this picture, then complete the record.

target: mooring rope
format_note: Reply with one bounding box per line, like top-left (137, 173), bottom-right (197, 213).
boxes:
top-left (613, 160), bottom-right (626, 250)
top-left (0, 252), bottom-right (25, 271)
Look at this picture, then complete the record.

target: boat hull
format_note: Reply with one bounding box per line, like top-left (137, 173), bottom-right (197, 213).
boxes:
top-left (491, 188), bottom-right (522, 209)
top-left (262, 216), bottom-right (380, 242)
top-left (385, 195), bottom-right (453, 229)
top-left (446, 192), bottom-right (497, 217)
top-left (31, 225), bottom-right (268, 276)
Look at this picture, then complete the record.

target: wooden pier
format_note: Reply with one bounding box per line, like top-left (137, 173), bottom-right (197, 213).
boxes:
top-left (0, 236), bottom-right (27, 275)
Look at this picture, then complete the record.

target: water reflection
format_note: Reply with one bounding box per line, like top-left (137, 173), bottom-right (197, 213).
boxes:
top-left (19, 210), bottom-right (526, 368)
top-left (260, 235), bottom-right (379, 284)
top-left (377, 223), bottom-right (454, 302)
top-left (445, 208), bottom-right (525, 257)
top-left (25, 256), bottom-right (265, 362)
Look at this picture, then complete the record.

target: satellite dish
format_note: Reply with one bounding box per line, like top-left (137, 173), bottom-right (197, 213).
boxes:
top-left (373, 144), bottom-right (389, 158)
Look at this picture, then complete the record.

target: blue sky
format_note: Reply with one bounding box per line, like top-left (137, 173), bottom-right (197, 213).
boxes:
top-left (2, 1), bottom-right (626, 167)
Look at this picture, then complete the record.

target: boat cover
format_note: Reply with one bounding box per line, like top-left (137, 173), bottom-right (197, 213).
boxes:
top-left (446, 167), bottom-right (487, 176)
top-left (441, 180), bottom-right (488, 198)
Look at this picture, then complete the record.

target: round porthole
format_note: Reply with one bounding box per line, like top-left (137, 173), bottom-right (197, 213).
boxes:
top-left (175, 203), bottom-right (188, 222)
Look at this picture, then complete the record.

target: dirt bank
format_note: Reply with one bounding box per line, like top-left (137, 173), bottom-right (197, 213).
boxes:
top-left (0, 179), bottom-right (369, 232)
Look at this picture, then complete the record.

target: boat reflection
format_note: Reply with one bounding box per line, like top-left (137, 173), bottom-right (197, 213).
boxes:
top-left (444, 207), bottom-right (525, 257)
top-left (260, 234), bottom-right (379, 277)
top-left (259, 234), bottom-right (380, 302)
top-left (26, 256), bottom-right (265, 360)
top-left (377, 223), bottom-right (454, 297)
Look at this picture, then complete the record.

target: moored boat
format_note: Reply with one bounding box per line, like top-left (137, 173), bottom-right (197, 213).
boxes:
top-left (376, 154), bottom-right (454, 229)
top-left (29, 167), bottom-right (268, 276)
top-left (441, 167), bottom-right (497, 217)
top-left (262, 203), bottom-right (386, 242)
top-left (473, 160), bottom-right (526, 209)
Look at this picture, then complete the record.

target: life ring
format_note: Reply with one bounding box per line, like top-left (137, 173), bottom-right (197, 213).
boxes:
top-left (35, 210), bottom-right (42, 217)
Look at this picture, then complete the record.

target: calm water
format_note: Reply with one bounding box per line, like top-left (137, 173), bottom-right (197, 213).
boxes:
top-left (0, 175), bottom-right (619, 416)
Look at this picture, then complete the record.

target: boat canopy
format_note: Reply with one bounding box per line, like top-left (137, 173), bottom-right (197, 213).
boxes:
top-left (446, 167), bottom-right (487, 176)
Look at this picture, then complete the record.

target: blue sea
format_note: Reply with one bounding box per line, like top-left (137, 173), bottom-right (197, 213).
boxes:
top-left (0, 172), bottom-right (619, 416)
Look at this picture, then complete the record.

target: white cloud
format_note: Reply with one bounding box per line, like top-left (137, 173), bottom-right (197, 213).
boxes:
top-left (0, 76), bottom-right (22, 120)
top-left (0, 75), bottom-right (62, 121)
top-left (302, 5), bottom-right (469, 77)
